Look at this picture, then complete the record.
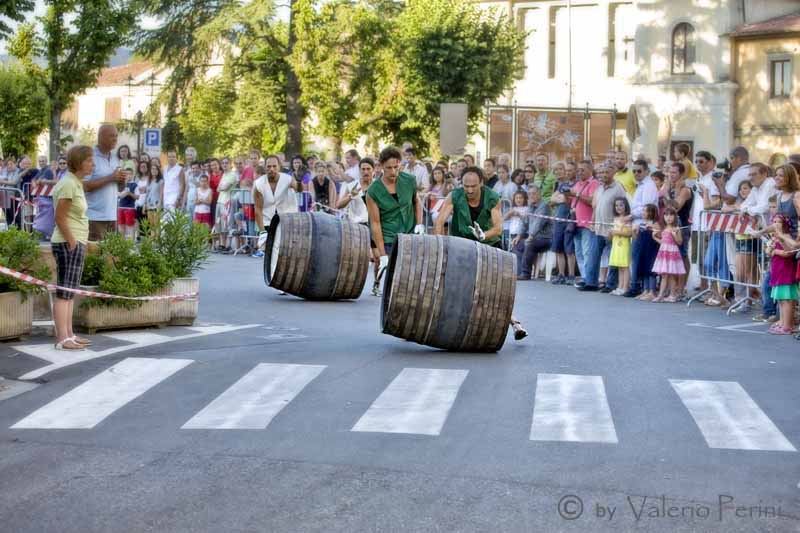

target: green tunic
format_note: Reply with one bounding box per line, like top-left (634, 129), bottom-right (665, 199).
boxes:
top-left (449, 186), bottom-right (501, 247)
top-left (367, 171), bottom-right (417, 245)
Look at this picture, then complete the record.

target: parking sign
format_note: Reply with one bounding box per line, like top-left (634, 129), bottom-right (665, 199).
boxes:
top-left (144, 128), bottom-right (161, 157)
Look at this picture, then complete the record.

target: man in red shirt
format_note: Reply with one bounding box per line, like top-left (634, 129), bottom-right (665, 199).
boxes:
top-left (565, 159), bottom-right (600, 287)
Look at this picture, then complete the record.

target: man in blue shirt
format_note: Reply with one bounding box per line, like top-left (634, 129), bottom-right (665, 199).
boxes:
top-left (83, 125), bottom-right (126, 241)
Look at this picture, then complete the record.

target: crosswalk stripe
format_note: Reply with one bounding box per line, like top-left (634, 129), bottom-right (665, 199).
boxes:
top-left (670, 380), bottom-right (796, 452)
top-left (530, 373), bottom-right (618, 443)
top-left (10, 358), bottom-right (193, 429)
top-left (352, 368), bottom-right (468, 436)
top-left (181, 363), bottom-right (326, 429)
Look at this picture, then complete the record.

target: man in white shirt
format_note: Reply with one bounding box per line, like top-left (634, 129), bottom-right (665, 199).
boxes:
top-left (344, 149), bottom-right (361, 182)
top-left (625, 159), bottom-right (660, 297)
top-left (162, 150), bottom-right (186, 211)
top-left (723, 146), bottom-right (750, 205)
top-left (403, 147), bottom-right (429, 191)
top-left (253, 155), bottom-right (299, 260)
top-left (739, 163), bottom-right (775, 217)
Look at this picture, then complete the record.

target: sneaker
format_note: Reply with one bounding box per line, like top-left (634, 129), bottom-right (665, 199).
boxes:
top-left (551, 276), bottom-right (564, 285)
top-left (574, 280), bottom-right (585, 288)
top-left (251, 250), bottom-right (264, 258)
top-left (577, 285), bottom-right (598, 292)
top-left (623, 290), bottom-right (641, 298)
top-left (565, 277), bottom-right (575, 285)
top-left (600, 286), bottom-right (614, 294)
top-left (730, 305), bottom-right (751, 315)
top-left (371, 281), bottom-right (381, 297)
top-left (752, 313), bottom-right (775, 322)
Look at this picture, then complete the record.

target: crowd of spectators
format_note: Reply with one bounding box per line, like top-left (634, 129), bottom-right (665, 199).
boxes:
top-left (2, 126), bottom-right (799, 337)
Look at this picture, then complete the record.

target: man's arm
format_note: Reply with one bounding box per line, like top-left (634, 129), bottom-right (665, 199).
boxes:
top-left (366, 194), bottom-right (386, 256)
top-left (177, 169), bottom-right (186, 208)
top-left (526, 204), bottom-right (547, 241)
top-left (254, 188), bottom-right (265, 232)
top-left (83, 167), bottom-right (122, 193)
top-left (484, 203), bottom-right (503, 241)
top-left (433, 195), bottom-right (453, 235)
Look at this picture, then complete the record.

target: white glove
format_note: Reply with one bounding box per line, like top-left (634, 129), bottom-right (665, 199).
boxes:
top-left (414, 224), bottom-right (425, 235)
top-left (257, 230), bottom-right (269, 249)
top-left (469, 222), bottom-right (486, 241)
top-left (379, 255), bottom-right (389, 270)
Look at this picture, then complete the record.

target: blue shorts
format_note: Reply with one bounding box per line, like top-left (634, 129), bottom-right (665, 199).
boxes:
top-left (550, 222), bottom-right (575, 254)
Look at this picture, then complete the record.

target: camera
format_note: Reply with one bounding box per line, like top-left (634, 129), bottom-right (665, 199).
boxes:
top-left (712, 158), bottom-right (731, 179)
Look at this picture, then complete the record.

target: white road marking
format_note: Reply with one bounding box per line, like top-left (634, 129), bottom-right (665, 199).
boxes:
top-left (352, 368), bottom-right (468, 436)
top-left (530, 374), bottom-right (618, 443)
top-left (102, 331), bottom-right (173, 344)
top-left (182, 363), bottom-right (325, 429)
top-left (671, 380), bottom-right (796, 452)
top-left (14, 324), bottom-right (261, 380)
top-left (11, 358), bottom-right (192, 429)
top-left (687, 322), bottom-right (767, 335)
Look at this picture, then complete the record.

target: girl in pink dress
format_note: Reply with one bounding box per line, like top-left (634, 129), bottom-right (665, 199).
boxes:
top-left (652, 207), bottom-right (686, 303)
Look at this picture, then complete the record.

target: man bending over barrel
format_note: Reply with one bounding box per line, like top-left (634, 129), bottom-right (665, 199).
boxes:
top-left (434, 166), bottom-right (528, 341)
top-left (366, 146), bottom-right (425, 295)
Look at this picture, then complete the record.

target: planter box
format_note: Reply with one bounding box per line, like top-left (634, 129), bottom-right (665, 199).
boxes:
top-left (0, 292), bottom-right (33, 340)
top-left (73, 286), bottom-right (170, 334)
top-left (168, 278), bottom-right (199, 326)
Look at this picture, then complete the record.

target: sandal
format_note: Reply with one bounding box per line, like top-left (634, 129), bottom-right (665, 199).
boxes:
top-left (55, 338), bottom-right (85, 351)
top-left (651, 296), bottom-right (664, 303)
top-left (664, 296), bottom-right (679, 303)
top-left (769, 325), bottom-right (793, 335)
top-left (70, 336), bottom-right (92, 346)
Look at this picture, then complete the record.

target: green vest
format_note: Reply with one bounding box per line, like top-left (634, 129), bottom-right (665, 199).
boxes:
top-left (449, 186), bottom-right (501, 247)
top-left (367, 171), bottom-right (417, 244)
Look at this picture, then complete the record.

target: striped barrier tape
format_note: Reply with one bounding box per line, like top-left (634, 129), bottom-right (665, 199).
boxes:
top-left (0, 265), bottom-right (198, 301)
top-left (528, 212), bottom-right (692, 230)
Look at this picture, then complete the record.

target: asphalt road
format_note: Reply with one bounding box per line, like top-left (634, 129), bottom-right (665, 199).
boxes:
top-left (1, 254), bottom-right (798, 532)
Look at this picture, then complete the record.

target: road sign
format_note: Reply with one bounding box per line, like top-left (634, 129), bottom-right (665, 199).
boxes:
top-left (144, 128), bottom-right (161, 158)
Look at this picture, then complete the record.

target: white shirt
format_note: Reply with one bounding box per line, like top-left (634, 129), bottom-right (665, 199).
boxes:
top-left (725, 164), bottom-right (750, 198)
top-left (340, 179), bottom-right (369, 224)
top-left (740, 177), bottom-right (776, 217)
top-left (493, 180), bottom-right (517, 203)
top-left (163, 163), bottom-right (183, 208)
top-left (254, 173), bottom-right (298, 224)
top-left (631, 175), bottom-right (659, 222)
top-left (405, 161), bottom-right (429, 190)
top-left (345, 164), bottom-right (360, 182)
top-left (691, 172), bottom-right (720, 231)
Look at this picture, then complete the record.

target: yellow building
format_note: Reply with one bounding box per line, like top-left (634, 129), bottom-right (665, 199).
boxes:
top-left (731, 11), bottom-right (800, 166)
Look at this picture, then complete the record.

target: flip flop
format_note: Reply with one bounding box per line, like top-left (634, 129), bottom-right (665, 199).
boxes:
top-left (55, 339), bottom-right (85, 351)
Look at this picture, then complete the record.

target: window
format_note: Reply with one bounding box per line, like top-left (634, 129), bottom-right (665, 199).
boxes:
top-left (104, 97), bottom-right (121, 122)
top-left (671, 23), bottom-right (695, 75)
top-left (770, 58), bottom-right (792, 98)
top-left (608, 3), bottom-right (635, 78)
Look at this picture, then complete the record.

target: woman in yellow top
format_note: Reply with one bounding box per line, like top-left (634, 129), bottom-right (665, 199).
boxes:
top-left (51, 145), bottom-right (94, 351)
top-left (609, 197), bottom-right (633, 295)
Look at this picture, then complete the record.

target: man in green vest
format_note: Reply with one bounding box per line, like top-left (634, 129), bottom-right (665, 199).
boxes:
top-left (366, 146), bottom-right (424, 295)
top-left (433, 166), bottom-right (528, 341)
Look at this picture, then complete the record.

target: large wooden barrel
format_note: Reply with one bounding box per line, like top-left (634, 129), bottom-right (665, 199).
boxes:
top-left (381, 234), bottom-right (517, 352)
top-left (264, 212), bottom-right (371, 300)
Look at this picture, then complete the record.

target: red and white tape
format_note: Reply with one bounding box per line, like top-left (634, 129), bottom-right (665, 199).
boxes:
top-left (0, 265), bottom-right (198, 301)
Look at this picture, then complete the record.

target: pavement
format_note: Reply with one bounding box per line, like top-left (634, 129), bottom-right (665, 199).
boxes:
top-left (0, 254), bottom-right (798, 532)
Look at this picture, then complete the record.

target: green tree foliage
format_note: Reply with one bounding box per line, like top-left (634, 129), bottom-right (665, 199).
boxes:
top-left (0, 64), bottom-right (49, 157)
top-left (176, 76), bottom-right (236, 158)
top-left (386, 0), bottom-right (525, 153)
top-left (292, 0), bottom-right (397, 158)
top-left (9, 1), bottom-right (137, 159)
top-left (0, 0), bottom-right (34, 40)
top-left (0, 228), bottom-right (51, 299)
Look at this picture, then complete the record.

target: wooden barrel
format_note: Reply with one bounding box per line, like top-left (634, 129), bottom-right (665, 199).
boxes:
top-left (381, 234), bottom-right (517, 352)
top-left (264, 212), bottom-right (371, 300)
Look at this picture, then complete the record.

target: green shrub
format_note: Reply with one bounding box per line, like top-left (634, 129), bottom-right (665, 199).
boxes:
top-left (81, 232), bottom-right (173, 309)
top-left (0, 228), bottom-right (50, 300)
top-left (147, 209), bottom-right (211, 278)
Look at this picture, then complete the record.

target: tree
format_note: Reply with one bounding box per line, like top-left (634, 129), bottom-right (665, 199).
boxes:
top-left (10, 2), bottom-right (137, 158)
top-left (176, 76), bottom-right (236, 158)
top-left (0, 64), bottom-right (49, 156)
top-left (0, 0), bottom-right (34, 40)
top-left (292, 0), bottom-right (398, 159)
top-left (384, 0), bottom-right (526, 154)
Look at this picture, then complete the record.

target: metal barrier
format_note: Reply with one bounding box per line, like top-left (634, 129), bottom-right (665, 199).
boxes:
top-left (687, 210), bottom-right (768, 315)
top-left (0, 185), bottom-right (24, 230)
top-left (231, 187), bottom-right (257, 256)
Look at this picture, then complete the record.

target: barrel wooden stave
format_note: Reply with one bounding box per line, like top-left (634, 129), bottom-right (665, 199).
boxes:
top-left (381, 234), bottom-right (516, 352)
top-left (265, 212), bottom-right (370, 300)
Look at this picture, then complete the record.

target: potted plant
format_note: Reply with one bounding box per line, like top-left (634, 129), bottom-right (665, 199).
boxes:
top-left (149, 210), bottom-right (210, 325)
top-left (76, 232), bottom-right (174, 333)
top-left (0, 228), bottom-right (51, 340)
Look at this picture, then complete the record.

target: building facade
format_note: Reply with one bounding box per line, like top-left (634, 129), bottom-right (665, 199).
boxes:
top-left (477, 0), bottom-right (799, 164)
